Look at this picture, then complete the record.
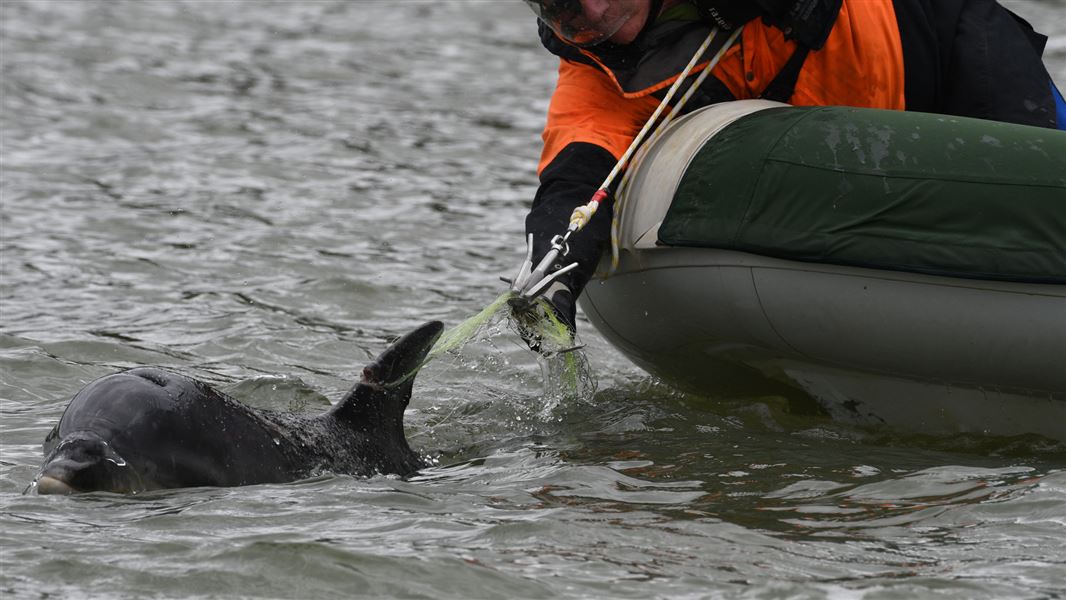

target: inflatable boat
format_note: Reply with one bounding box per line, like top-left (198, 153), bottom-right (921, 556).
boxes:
top-left (580, 100), bottom-right (1066, 441)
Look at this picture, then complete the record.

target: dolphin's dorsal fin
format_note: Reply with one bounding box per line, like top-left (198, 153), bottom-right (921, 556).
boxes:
top-left (326, 321), bottom-right (443, 435)
top-left (329, 377), bottom-right (406, 435)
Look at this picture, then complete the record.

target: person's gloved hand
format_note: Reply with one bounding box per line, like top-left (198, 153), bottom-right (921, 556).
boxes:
top-left (510, 281), bottom-right (576, 355)
top-left (541, 281), bottom-right (576, 336)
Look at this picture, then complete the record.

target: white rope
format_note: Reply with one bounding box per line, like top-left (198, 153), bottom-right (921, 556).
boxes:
top-left (567, 26), bottom-right (724, 232)
top-left (609, 26), bottom-right (743, 273)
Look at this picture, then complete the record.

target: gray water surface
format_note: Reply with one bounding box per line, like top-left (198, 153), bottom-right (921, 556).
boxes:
top-left (3, 2), bottom-right (1065, 598)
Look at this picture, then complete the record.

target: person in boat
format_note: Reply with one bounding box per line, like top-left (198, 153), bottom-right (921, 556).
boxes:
top-left (512, 0), bottom-right (1066, 345)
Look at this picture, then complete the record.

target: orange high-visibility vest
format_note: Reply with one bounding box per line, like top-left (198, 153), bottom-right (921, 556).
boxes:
top-left (539, 0), bottom-right (905, 174)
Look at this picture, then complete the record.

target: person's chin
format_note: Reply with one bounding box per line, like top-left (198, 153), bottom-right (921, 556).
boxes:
top-left (607, 13), bottom-right (648, 44)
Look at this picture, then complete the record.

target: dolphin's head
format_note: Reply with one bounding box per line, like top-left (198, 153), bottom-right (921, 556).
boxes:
top-left (33, 431), bottom-right (143, 495)
top-left (360, 320), bottom-right (444, 389)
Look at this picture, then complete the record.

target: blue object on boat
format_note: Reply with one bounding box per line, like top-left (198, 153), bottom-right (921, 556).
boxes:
top-left (1052, 80), bottom-right (1066, 130)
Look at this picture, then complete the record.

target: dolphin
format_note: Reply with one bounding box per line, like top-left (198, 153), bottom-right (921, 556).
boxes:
top-left (32, 321), bottom-right (443, 495)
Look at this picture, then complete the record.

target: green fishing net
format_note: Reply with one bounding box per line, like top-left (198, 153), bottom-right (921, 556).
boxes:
top-left (396, 292), bottom-right (596, 402)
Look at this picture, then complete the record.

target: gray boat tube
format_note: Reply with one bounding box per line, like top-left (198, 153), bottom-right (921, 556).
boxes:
top-left (582, 101), bottom-right (1066, 440)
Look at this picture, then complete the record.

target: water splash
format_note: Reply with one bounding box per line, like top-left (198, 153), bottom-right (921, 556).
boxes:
top-left (509, 294), bottom-right (597, 410)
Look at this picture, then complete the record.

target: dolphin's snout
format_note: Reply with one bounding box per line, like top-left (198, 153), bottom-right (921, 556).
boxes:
top-left (34, 474), bottom-right (77, 495)
top-left (35, 435), bottom-right (140, 495)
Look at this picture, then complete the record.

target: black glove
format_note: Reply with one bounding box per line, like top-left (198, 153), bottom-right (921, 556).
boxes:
top-left (514, 142), bottom-right (610, 353)
top-left (510, 281), bottom-right (577, 354)
top-left (542, 281), bottom-right (577, 336)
